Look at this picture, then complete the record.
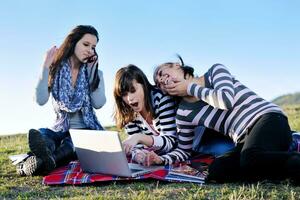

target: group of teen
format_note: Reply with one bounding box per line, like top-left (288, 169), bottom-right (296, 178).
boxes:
top-left (16, 25), bottom-right (300, 183)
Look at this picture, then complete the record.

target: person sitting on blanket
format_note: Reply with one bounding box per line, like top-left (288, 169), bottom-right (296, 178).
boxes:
top-left (146, 55), bottom-right (300, 183)
top-left (17, 25), bottom-right (106, 176)
top-left (113, 64), bottom-right (179, 164)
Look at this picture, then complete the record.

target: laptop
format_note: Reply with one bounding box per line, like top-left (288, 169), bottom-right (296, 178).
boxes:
top-left (69, 129), bottom-right (163, 177)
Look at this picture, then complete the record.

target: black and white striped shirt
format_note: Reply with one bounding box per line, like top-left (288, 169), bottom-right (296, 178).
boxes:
top-left (160, 64), bottom-right (284, 164)
top-left (125, 87), bottom-right (178, 154)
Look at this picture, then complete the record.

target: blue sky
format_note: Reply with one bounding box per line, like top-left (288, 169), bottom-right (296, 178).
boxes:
top-left (0, 1), bottom-right (299, 134)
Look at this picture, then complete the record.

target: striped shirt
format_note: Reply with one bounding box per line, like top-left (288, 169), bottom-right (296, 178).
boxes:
top-left (125, 87), bottom-right (178, 154)
top-left (160, 64), bottom-right (284, 164)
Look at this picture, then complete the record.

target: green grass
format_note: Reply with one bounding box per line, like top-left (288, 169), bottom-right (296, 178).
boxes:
top-left (1, 135), bottom-right (300, 199)
top-left (1, 104), bottom-right (300, 199)
top-left (282, 104), bottom-right (300, 132)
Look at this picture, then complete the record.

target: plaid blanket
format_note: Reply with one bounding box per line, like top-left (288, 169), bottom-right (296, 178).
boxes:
top-left (43, 154), bottom-right (214, 185)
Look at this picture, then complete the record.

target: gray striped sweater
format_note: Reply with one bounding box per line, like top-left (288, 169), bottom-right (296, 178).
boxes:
top-left (125, 88), bottom-right (178, 154)
top-left (160, 64), bottom-right (284, 164)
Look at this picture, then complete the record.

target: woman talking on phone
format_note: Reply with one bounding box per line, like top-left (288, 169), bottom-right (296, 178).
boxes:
top-left (17, 25), bottom-right (106, 176)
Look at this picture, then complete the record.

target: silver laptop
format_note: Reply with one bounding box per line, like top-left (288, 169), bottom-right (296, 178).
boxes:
top-left (69, 129), bottom-right (163, 177)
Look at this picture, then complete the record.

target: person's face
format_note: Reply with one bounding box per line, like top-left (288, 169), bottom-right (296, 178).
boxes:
top-left (74, 33), bottom-right (98, 63)
top-left (155, 63), bottom-right (183, 93)
top-left (122, 80), bottom-right (145, 113)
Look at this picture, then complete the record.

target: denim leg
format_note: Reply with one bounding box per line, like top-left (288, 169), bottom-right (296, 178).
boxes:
top-left (53, 136), bottom-right (76, 166)
top-left (60, 136), bottom-right (74, 152)
top-left (193, 127), bottom-right (235, 157)
top-left (38, 128), bottom-right (69, 153)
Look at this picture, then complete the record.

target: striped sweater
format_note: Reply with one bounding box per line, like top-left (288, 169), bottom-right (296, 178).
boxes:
top-left (160, 64), bottom-right (284, 164)
top-left (125, 87), bottom-right (178, 154)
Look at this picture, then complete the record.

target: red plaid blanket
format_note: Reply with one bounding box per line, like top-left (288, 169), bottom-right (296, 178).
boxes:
top-left (43, 154), bottom-right (214, 185)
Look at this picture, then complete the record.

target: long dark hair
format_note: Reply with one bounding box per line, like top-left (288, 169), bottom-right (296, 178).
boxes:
top-left (48, 25), bottom-right (100, 91)
top-left (113, 64), bottom-right (155, 129)
top-left (153, 54), bottom-right (194, 85)
top-left (176, 54), bottom-right (194, 78)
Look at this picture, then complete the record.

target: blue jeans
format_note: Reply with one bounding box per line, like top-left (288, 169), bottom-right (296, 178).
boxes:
top-left (193, 126), bottom-right (235, 157)
top-left (38, 128), bottom-right (73, 154)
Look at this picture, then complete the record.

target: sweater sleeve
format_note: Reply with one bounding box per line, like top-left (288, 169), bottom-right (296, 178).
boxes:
top-left (159, 124), bottom-right (195, 165)
top-left (151, 95), bottom-right (177, 153)
top-left (125, 122), bottom-right (141, 135)
top-left (124, 122), bottom-right (145, 150)
top-left (35, 67), bottom-right (50, 105)
top-left (187, 64), bottom-right (235, 110)
top-left (90, 69), bottom-right (106, 109)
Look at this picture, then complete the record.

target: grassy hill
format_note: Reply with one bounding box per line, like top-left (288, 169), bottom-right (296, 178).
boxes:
top-left (272, 92), bottom-right (300, 106)
top-left (272, 92), bottom-right (300, 131)
top-left (281, 104), bottom-right (300, 131)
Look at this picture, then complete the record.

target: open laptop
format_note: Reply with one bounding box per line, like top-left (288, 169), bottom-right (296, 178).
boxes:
top-left (69, 129), bottom-right (163, 177)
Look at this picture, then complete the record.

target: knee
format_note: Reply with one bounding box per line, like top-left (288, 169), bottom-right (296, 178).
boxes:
top-left (37, 128), bottom-right (57, 151)
top-left (38, 128), bottom-right (54, 138)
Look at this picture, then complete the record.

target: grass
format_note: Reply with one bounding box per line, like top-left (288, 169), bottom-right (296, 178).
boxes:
top-left (282, 104), bottom-right (300, 131)
top-left (2, 104), bottom-right (300, 199)
top-left (1, 134), bottom-right (300, 199)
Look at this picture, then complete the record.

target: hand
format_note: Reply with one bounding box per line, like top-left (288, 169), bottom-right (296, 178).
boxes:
top-left (43, 46), bottom-right (58, 69)
top-left (122, 134), bottom-right (141, 155)
top-left (144, 151), bottom-right (163, 166)
top-left (87, 54), bottom-right (98, 68)
top-left (132, 149), bottom-right (147, 164)
top-left (164, 77), bottom-right (191, 96)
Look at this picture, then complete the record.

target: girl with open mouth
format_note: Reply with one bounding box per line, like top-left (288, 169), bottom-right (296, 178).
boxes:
top-left (113, 65), bottom-right (178, 165)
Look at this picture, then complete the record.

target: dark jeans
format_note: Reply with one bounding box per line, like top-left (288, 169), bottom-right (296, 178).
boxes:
top-left (39, 128), bottom-right (73, 154)
top-left (208, 112), bottom-right (297, 182)
top-left (38, 128), bottom-right (76, 166)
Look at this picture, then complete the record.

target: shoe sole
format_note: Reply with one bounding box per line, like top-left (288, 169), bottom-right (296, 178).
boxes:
top-left (28, 129), bottom-right (56, 172)
top-left (22, 156), bottom-right (43, 176)
top-left (16, 163), bottom-right (25, 176)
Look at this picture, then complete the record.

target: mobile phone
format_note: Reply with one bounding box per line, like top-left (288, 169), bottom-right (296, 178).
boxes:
top-left (86, 50), bottom-right (98, 63)
top-left (87, 56), bottom-right (94, 63)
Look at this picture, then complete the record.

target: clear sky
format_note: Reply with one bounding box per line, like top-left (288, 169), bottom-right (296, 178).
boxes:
top-left (0, 1), bottom-right (299, 135)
